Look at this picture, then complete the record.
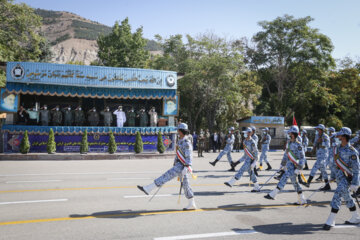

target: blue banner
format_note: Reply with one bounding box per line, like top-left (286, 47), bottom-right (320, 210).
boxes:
top-left (6, 62), bottom-right (177, 90)
top-left (4, 132), bottom-right (175, 153)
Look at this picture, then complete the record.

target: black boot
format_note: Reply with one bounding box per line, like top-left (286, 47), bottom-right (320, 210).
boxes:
top-left (266, 163), bottom-right (272, 171)
top-left (274, 170), bottom-right (285, 180)
top-left (305, 176), bottom-right (314, 188)
top-left (320, 182), bottom-right (331, 191)
top-left (228, 166), bottom-right (236, 172)
top-left (303, 163), bottom-right (309, 170)
top-left (298, 175), bottom-right (305, 185)
top-left (233, 161), bottom-right (241, 168)
top-left (209, 159), bottom-right (219, 166)
top-left (316, 174), bottom-right (323, 182)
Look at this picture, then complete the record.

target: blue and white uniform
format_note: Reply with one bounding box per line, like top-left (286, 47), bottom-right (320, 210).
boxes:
top-left (260, 131), bottom-right (271, 165)
top-left (215, 133), bottom-right (235, 165)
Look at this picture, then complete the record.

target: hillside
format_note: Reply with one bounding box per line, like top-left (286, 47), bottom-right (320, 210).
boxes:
top-left (34, 9), bottom-right (161, 65)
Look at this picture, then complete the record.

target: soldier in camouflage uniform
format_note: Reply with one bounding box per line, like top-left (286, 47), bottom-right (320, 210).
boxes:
top-left (205, 129), bottom-right (211, 152)
top-left (127, 107), bottom-right (136, 127)
top-left (51, 105), bottom-right (63, 126)
top-left (100, 106), bottom-right (113, 126)
top-left (74, 106), bottom-right (85, 126)
top-left (138, 108), bottom-right (148, 127)
top-left (62, 106), bottom-right (74, 126)
top-left (197, 129), bottom-right (205, 157)
top-left (39, 105), bottom-right (50, 126)
top-left (323, 127), bottom-right (360, 230)
top-left (88, 107), bottom-right (99, 126)
top-left (137, 123), bottom-right (197, 210)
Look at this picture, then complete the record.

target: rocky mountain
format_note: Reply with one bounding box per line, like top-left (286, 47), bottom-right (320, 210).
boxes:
top-left (34, 9), bottom-right (161, 65)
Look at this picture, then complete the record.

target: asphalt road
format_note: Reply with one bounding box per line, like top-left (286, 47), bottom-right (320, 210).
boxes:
top-left (0, 151), bottom-right (359, 240)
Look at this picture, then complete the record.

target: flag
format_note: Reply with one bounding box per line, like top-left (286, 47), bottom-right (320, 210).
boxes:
top-left (292, 114), bottom-right (297, 126)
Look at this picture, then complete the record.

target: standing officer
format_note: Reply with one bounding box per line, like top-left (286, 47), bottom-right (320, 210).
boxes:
top-left (197, 129), bottom-right (205, 157)
top-left (127, 107), bottom-right (136, 127)
top-left (100, 106), bottom-right (113, 126)
top-left (259, 127), bottom-right (272, 171)
top-left (74, 106), bottom-right (85, 126)
top-left (264, 125), bottom-right (307, 205)
top-left (302, 130), bottom-right (310, 170)
top-left (205, 129), bottom-right (211, 152)
top-left (138, 108), bottom-right (148, 127)
top-left (88, 107), bottom-right (99, 126)
top-left (39, 105), bottom-right (50, 126)
top-left (51, 105), bottom-right (63, 126)
top-left (62, 106), bottom-right (73, 126)
top-left (137, 123), bottom-right (197, 210)
top-left (323, 127), bottom-right (360, 230)
top-left (148, 107), bottom-right (158, 127)
top-left (224, 127), bottom-right (260, 192)
top-left (209, 127), bottom-right (236, 171)
top-left (113, 106), bottom-right (126, 127)
top-left (303, 124), bottom-right (331, 191)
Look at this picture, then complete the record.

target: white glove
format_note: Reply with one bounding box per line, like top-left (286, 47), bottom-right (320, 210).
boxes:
top-left (350, 185), bottom-right (358, 192)
top-left (250, 161), bottom-right (256, 169)
top-left (181, 167), bottom-right (188, 176)
top-left (294, 169), bottom-right (300, 175)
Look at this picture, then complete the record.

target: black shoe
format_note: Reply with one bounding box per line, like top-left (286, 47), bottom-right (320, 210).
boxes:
top-left (251, 189), bottom-right (260, 192)
top-left (274, 170), bottom-right (284, 180)
top-left (228, 167), bottom-right (236, 172)
top-left (303, 163), bottom-right (309, 170)
top-left (265, 164), bottom-right (272, 171)
top-left (137, 185), bottom-right (148, 195)
top-left (209, 160), bottom-right (218, 166)
top-left (344, 221), bottom-right (360, 225)
top-left (322, 224), bottom-right (332, 230)
top-left (233, 161), bottom-right (241, 167)
top-left (316, 175), bottom-right (323, 182)
top-left (264, 194), bottom-right (274, 200)
top-left (320, 184), bottom-right (331, 191)
top-left (224, 182), bottom-right (232, 187)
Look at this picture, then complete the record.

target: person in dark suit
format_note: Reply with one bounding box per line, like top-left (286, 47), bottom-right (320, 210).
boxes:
top-left (212, 131), bottom-right (221, 152)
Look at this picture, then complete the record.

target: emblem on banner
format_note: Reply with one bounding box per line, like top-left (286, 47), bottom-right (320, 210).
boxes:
top-left (11, 64), bottom-right (25, 80)
top-left (166, 74), bottom-right (176, 87)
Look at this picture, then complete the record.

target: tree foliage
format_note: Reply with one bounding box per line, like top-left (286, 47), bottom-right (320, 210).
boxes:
top-left (80, 129), bottom-right (88, 154)
top-left (157, 132), bottom-right (166, 153)
top-left (97, 18), bottom-right (149, 68)
top-left (108, 130), bottom-right (117, 154)
top-left (0, 0), bottom-right (53, 86)
top-left (245, 15), bottom-right (335, 126)
top-left (150, 33), bottom-right (261, 131)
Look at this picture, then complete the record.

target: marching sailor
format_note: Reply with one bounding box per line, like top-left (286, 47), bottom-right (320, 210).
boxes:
top-left (264, 125), bottom-right (307, 205)
top-left (323, 127), bottom-right (360, 230)
top-left (303, 124), bottom-right (331, 191)
top-left (350, 130), bottom-right (360, 198)
top-left (251, 126), bottom-right (259, 145)
top-left (259, 127), bottom-right (272, 171)
top-left (224, 127), bottom-right (260, 192)
top-left (209, 127), bottom-right (236, 171)
top-left (301, 130), bottom-right (310, 170)
top-left (137, 123), bottom-right (197, 210)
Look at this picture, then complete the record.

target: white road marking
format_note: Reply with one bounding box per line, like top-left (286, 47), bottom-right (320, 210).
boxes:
top-left (0, 171), bottom-right (161, 177)
top-left (124, 194), bottom-right (175, 199)
top-left (0, 199), bottom-right (68, 205)
top-left (5, 180), bottom-right (63, 184)
top-left (334, 224), bottom-right (360, 229)
top-left (153, 230), bottom-right (257, 240)
top-left (107, 178), bottom-right (153, 180)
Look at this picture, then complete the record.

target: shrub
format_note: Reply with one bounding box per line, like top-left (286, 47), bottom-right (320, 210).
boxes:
top-left (47, 129), bottom-right (56, 154)
top-left (134, 131), bottom-right (143, 154)
top-left (157, 132), bottom-right (166, 153)
top-left (108, 130), bottom-right (117, 154)
top-left (20, 130), bottom-right (30, 154)
top-left (80, 129), bottom-right (88, 154)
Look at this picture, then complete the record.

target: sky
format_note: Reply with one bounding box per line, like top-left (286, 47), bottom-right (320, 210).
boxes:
top-left (17, 0), bottom-right (360, 60)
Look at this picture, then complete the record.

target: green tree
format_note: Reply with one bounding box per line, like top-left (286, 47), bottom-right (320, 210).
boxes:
top-left (134, 131), bottom-right (143, 153)
top-left (0, 0), bottom-right (53, 86)
top-left (80, 129), bottom-right (88, 154)
top-left (47, 129), bottom-right (56, 154)
top-left (157, 132), bottom-right (166, 153)
top-left (108, 130), bottom-right (117, 154)
top-left (97, 17), bottom-right (149, 68)
top-left (245, 15), bottom-right (335, 125)
top-left (149, 33), bottom-right (261, 131)
top-left (20, 130), bottom-right (30, 154)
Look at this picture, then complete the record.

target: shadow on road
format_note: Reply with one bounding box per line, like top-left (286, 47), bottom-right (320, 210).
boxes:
top-left (248, 223), bottom-right (324, 235)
